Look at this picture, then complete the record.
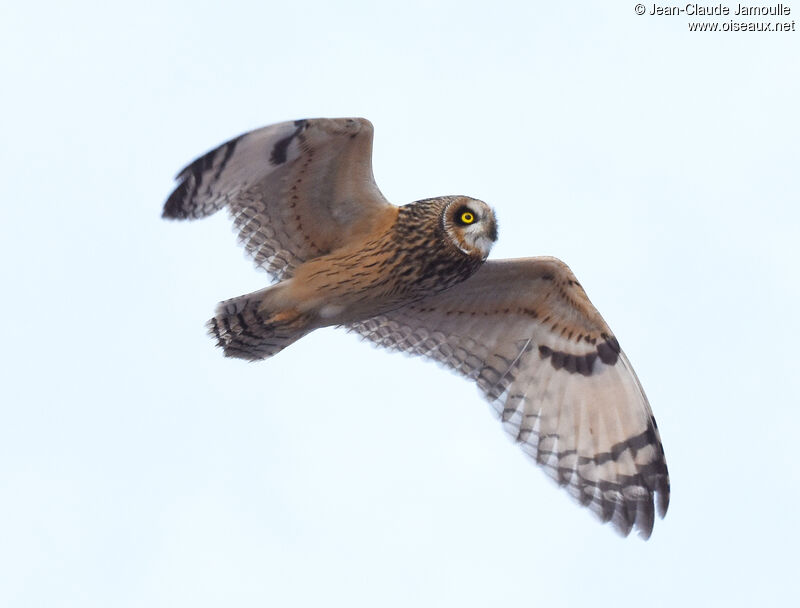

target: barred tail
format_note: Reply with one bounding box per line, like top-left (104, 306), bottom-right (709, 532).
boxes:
top-left (207, 286), bottom-right (311, 361)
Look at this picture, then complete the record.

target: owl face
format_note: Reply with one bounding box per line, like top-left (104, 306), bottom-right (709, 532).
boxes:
top-left (442, 197), bottom-right (498, 260)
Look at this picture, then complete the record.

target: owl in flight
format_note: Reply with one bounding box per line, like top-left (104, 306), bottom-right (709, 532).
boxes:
top-left (163, 118), bottom-right (669, 538)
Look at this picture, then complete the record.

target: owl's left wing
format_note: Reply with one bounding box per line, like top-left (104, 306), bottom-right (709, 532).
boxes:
top-left (347, 256), bottom-right (669, 538)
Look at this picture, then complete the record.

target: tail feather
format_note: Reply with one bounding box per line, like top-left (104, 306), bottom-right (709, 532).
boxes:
top-left (207, 288), bottom-right (311, 361)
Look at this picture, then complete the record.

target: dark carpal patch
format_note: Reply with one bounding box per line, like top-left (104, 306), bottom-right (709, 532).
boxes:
top-left (538, 345), bottom-right (598, 376)
top-left (537, 334), bottom-right (621, 375)
top-left (597, 334), bottom-right (621, 365)
top-left (269, 120), bottom-right (306, 165)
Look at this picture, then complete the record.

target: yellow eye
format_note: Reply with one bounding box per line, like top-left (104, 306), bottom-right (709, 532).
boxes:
top-left (460, 211), bottom-right (475, 224)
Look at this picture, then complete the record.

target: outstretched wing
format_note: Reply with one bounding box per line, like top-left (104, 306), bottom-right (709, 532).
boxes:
top-left (348, 257), bottom-right (669, 538)
top-left (163, 118), bottom-right (396, 280)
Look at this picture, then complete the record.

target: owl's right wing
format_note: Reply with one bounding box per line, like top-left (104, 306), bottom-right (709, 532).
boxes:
top-left (163, 118), bottom-right (396, 280)
top-left (348, 256), bottom-right (669, 538)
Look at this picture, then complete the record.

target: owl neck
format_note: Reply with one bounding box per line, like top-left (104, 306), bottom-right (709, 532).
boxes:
top-left (391, 199), bottom-right (485, 297)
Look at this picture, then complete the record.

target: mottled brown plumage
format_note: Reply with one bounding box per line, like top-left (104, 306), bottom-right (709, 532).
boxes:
top-left (163, 117), bottom-right (669, 538)
top-left (209, 195), bottom-right (495, 359)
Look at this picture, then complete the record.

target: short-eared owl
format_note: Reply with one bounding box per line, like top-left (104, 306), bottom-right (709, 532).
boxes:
top-left (163, 118), bottom-right (669, 538)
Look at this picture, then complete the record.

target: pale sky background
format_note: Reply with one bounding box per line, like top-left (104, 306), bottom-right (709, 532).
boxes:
top-left (1, 1), bottom-right (798, 606)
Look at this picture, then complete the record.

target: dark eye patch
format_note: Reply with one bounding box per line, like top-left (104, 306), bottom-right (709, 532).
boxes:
top-left (454, 206), bottom-right (475, 225)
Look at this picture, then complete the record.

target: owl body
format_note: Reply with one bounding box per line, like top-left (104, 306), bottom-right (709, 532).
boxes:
top-left (163, 117), bottom-right (670, 538)
top-left (289, 196), bottom-right (494, 322)
top-left (208, 195), bottom-right (497, 360)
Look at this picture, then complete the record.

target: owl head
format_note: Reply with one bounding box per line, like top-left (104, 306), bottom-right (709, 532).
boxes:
top-left (442, 196), bottom-right (498, 260)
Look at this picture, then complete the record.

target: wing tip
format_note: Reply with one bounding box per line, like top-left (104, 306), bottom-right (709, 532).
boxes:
top-left (625, 471), bottom-right (670, 539)
top-left (162, 182), bottom-right (191, 219)
top-left (657, 476), bottom-right (671, 519)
